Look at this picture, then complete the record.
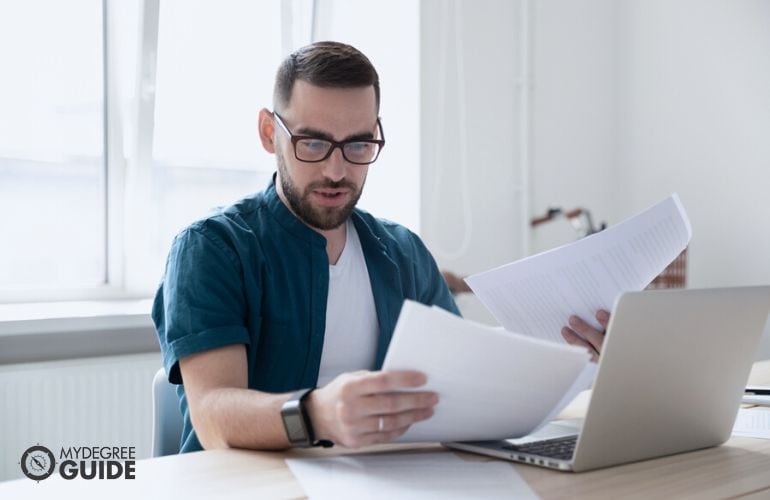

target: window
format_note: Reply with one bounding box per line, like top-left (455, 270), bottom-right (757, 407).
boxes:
top-left (0, 0), bottom-right (105, 292)
top-left (144, 0), bottom-right (283, 288)
top-left (0, 0), bottom-right (420, 302)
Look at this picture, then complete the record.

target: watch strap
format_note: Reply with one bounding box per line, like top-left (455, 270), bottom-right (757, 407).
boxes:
top-left (298, 389), bottom-right (334, 448)
top-left (281, 388), bottom-right (334, 448)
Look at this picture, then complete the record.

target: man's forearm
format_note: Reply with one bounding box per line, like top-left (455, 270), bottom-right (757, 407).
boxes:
top-left (192, 387), bottom-right (293, 450)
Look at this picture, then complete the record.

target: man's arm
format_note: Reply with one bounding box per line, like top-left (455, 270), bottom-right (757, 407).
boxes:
top-left (180, 344), bottom-right (291, 449)
top-left (180, 345), bottom-right (439, 450)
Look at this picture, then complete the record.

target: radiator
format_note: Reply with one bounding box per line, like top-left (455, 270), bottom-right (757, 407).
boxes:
top-left (0, 352), bottom-right (162, 482)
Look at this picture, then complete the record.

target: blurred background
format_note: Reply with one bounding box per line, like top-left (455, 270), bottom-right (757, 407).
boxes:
top-left (1, 0), bottom-right (769, 481)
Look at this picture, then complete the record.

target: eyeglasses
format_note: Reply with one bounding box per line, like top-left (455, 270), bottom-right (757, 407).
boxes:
top-left (272, 111), bottom-right (385, 165)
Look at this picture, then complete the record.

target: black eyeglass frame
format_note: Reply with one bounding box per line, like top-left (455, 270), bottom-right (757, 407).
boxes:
top-left (272, 111), bottom-right (386, 165)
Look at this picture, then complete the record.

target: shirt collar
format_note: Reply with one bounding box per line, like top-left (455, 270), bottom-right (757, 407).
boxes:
top-left (265, 173), bottom-right (327, 247)
top-left (264, 173), bottom-right (392, 256)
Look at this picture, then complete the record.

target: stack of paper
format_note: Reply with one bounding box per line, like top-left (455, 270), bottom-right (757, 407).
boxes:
top-left (383, 194), bottom-right (692, 442)
top-left (383, 302), bottom-right (593, 442)
top-left (466, 194), bottom-right (692, 342)
top-left (732, 408), bottom-right (770, 439)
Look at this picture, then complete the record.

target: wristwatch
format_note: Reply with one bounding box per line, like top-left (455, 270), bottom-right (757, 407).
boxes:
top-left (280, 388), bottom-right (333, 448)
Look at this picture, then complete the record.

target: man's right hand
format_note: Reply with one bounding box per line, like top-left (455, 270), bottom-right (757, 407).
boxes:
top-left (305, 370), bottom-right (438, 448)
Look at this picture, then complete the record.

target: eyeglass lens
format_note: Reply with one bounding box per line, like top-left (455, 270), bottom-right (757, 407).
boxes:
top-left (295, 139), bottom-right (380, 164)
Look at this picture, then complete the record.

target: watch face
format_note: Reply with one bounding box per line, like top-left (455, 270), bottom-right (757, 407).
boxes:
top-left (20, 445), bottom-right (56, 481)
top-left (284, 413), bottom-right (306, 442)
top-left (282, 392), bottom-right (313, 446)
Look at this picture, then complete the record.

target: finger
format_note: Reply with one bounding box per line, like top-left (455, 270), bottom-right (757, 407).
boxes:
top-left (373, 424), bottom-right (414, 445)
top-left (358, 391), bottom-right (439, 417)
top-left (562, 327), bottom-right (599, 362)
top-left (357, 409), bottom-right (434, 447)
top-left (349, 370), bottom-right (428, 396)
top-left (568, 315), bottom-right (605, 353)
top-left (356, 425), bottom-right (412, 447)
top-left (366, 407), bottom-right (435, 434)
top-left (596, 309), bottom-right (611, 329)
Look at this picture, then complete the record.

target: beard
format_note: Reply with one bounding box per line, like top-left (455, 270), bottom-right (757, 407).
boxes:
top-left (276, 150), bottom-right (364, 231)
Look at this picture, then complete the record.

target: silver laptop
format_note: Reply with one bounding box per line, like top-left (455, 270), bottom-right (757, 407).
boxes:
top-left (445, 286), bottom-right (770, 472)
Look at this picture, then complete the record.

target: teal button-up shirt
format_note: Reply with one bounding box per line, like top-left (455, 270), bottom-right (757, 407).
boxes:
top-left (152, 177), bottom-right (459, 452)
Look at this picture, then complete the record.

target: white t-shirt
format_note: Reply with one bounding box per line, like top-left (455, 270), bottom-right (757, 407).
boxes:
top-left (316, 219), bottom-right (380, 387)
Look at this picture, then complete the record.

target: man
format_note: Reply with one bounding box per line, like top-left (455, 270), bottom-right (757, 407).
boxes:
top-left (152, 41), bottom-right (606, 453)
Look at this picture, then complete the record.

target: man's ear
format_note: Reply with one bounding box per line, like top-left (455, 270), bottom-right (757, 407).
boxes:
top-left (258, 108), bottom-right (276, 153)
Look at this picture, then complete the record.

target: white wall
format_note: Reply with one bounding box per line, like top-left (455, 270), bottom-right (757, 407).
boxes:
top-left (529, 0), bottom-right (618, 254)
top-left (532, 0), bottom-right (770, 289)
top-left (315, 0), bottom-right (421, 232)
top-left (420, 0), bottom-right (523, 274)
top-left (421, 0), bottom-right (770, 358)
top-left (422, 0), bottom-right (770, 326)
top-left (531, 0), bottom-right (770, 288)
top-left (419, 0), bottom-right (621, 322)
top-left (614, 0), bottom-right (770, 288)
top-left (420, 0), bottom-right (621, 275)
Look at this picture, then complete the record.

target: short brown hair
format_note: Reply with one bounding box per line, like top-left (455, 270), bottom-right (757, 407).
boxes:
top-left (273, 41), bottom-right (380, 113)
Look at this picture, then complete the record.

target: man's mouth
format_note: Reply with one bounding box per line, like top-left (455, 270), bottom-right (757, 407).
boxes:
top-left (310, 188), bottom-right (351, 207)
top-left (316, 189), bottom-right (347, 197)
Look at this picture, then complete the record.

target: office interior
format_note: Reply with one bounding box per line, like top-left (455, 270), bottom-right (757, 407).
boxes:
top-left (1, 0), bottom-right (769, 489)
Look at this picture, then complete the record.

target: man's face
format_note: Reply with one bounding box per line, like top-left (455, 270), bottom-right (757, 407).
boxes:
top-left (273, 81), bottom-right (378, 231)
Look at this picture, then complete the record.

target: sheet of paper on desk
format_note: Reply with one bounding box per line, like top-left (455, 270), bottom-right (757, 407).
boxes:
top-left (285, 452), bottom-right (539, 500)
top-left (465, 193), bottom-right (692, 344)
top-left (382, 301), bottom-right (591, 442)
top-left (732, 408), bottom-right (770, 439)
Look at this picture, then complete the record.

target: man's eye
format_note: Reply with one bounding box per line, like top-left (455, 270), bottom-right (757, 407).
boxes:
top-left (300, 139), bottom-right (328, 151)
top-left (346, 142), bottom-right (372, 153)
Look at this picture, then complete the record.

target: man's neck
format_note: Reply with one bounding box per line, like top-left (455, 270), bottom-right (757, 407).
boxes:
top-left (275, 185), bottom-right (348, 265)
top-left (320, 223), bottom-right (347, 265)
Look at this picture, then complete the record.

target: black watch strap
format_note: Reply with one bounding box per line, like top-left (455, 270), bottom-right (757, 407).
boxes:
top-left (281, 388), bottom-right (334, 448)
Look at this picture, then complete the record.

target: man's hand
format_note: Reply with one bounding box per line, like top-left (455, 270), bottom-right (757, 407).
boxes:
top-left (305, 370), bottom-right (438, 448)
top-left (561, 309), bottom-right (611, 363)
top-left (441, 270), bottom-right (472, 294)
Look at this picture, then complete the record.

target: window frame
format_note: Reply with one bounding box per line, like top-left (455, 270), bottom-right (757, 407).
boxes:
top-left (0, 0), bottom-right (420, 304)
top-left (0, 0), bottom-right (299, 303)
top-left (0, 0), bottom-right (121, 303)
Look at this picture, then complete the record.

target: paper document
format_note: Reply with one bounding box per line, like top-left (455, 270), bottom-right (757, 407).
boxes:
top-left (286, 452), bottom-right (540, 500)
top-left (742, 395), bottom-right (770, 406)
top-left (382, 301), bottom-right (591, 442)
top-left (732, 408), bottom-right (770, 439)
top-left (466, 194), bottom-right (692, 343)
top-left (536, 362), bottom-right (597, 429)
top-left (379, 194), bottom-right (691, 443)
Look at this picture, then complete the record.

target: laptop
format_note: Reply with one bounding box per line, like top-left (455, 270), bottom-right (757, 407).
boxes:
top-left (444, 286), bottom-right (770, 472)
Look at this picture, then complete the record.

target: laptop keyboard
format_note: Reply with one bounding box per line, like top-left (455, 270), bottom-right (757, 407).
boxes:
top-left (502, 435), bottom-right (577, 460)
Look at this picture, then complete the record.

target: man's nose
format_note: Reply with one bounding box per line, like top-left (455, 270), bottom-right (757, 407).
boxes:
top-left (319, 146), bottom-right (348, 182)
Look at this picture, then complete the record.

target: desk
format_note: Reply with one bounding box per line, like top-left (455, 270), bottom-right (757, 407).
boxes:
top-left (2, 361), bottom-right (770, 499)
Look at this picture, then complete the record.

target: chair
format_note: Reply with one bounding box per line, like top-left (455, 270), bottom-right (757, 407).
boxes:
top-left (151, 367), bottom-right (184, 457)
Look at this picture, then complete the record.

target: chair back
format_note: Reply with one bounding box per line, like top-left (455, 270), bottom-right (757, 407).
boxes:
top-left (151, 367), bottom-right (183, 457)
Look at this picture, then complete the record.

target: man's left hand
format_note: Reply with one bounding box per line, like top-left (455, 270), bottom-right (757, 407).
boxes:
top-left (561, 309), bottom-right (610, 363)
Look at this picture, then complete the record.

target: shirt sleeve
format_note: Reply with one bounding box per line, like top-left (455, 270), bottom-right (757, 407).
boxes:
top-left (408, 231), bottom-right (461, 317)
top-left (152, 224), bottom-right (251, 384)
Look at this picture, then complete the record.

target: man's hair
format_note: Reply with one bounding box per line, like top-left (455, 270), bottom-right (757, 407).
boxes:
top-left (273, 41), bottom-right (380, 113)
